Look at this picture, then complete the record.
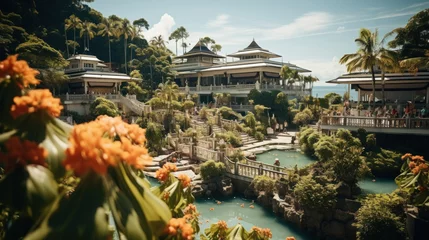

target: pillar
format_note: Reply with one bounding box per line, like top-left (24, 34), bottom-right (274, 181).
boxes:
top-left (84, 81), bottom-right (88, 94)
top-left (227, 74), bottom-right (230, 85)
top-left (213, 75), bottom-right (216, 86)
top-left (197, 74), bottom-right (201, 91)
top-left (259, 71), bottom-right (263, 83)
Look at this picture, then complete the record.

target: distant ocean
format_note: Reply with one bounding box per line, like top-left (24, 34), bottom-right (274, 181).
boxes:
top-left (312, 85), bottom-right (358, 100)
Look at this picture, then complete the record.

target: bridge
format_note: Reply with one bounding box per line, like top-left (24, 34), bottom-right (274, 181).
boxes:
top-left (320, 115), bottom-right (429, 136)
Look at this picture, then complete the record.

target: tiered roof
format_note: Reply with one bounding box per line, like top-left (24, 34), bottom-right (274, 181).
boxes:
top-left (227, 40), bottom-right (281, 58)
top-left (175, 41), bottom-right (225, 59)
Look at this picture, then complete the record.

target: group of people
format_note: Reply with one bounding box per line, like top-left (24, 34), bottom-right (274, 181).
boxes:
top-left (365, 103), bottom-right (428, 119)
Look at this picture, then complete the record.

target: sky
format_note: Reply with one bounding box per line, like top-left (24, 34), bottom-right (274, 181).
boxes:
top-left (89, 0), bottom-right (429, 86)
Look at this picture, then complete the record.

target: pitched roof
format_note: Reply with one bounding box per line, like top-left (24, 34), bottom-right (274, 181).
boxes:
top-left (175, 40), bottom-right (225, 59)
top-left (227, 39), bottom-right (281, 58)
top-left (244, 39), bottom-right (262, 50)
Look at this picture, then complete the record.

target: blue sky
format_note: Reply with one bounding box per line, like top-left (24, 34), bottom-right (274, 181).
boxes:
top-left (89, 0), bottom-right (428, 85)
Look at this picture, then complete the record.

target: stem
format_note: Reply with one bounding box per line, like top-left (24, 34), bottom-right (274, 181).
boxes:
top-left (108, 36), bottom-right (111, 69)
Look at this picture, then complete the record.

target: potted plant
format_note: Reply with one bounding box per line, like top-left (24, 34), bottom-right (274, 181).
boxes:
top-left (395, 153), bottom-right (429, 239)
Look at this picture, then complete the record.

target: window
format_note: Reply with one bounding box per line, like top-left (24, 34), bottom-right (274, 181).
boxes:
top-left (71, 64), bottom-right (78, 69)
top-left (84, 63), bottom-right (94, 68)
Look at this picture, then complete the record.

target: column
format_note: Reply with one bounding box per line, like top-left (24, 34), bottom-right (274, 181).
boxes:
top-left (259, 71), bottom-right (263, 83)
top-left (84, 81), bottom-right (88, 94)
top-left (227, 74), bottom-right (230, 85)
top-left (197, 74), bottom-right (201, 91)
top-left (213, 75), bottom-right (216, 86)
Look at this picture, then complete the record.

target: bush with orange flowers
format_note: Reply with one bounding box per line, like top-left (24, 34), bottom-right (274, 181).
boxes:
top-left (396, 153), bottom-right (429, 207)
top-left (201, 221), bottom-right (274, 240)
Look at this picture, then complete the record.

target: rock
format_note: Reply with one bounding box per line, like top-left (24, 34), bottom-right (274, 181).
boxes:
top-left (208, 182), bottom-right (217, 192)
top-left (257, 192), bottom-right (273, 209)
top-left (220, 185), bottom-right (234, 197)
top-left (284, 195), bottom-right (294, 205)
top-left (192, 185), bottom-right (204, 198)
top-left (205, 190), bottom-right (212, 196)
top-left (335, 198), bottom-right (347, 211)
top-left (276, 180), bottom-right (288, 199)
top-left (304, 209), bottom-right (324, 230)
top-left (284, 208), bottom-right (303, 227)
top-left (321, 220), bottom-right (346, 239)
top-left (345, 220), bottom-right (357, 239)
top-left (201, 184), bottom-right (208, 191)
top-left (345, 199), bottom-right (361, 213)
top-left (334, 209), bottom-right (354, 223)
top-left (336, 182), bottom-right (352, 198)
top-left (244, 187), bottom-right (257, 199)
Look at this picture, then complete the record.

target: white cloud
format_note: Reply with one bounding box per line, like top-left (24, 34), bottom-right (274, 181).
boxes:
top-left (336, 26), bottom-right (345, 32)
top-left (143, 13), bottom-right (175, 42)
top-left (292, 56), bottom-right (346, 86)
top-left (207, 14), bottom-right (230, 28)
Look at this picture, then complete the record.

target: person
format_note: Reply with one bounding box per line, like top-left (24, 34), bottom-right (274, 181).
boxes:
top-left (391, 108), bottom-right (398, 118)
top-left (421, 106), bottom-right (427, 118)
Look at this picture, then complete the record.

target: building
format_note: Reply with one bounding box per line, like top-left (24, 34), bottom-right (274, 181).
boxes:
top-left (60, 54), bottom-right (145, 116)
top-left (173, 40), bottom-right (311, 112)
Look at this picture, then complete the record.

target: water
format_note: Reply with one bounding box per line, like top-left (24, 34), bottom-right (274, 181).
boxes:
top-left (359, 177), bottom-right (397, 195)
top-left (312, 85), bottom-right (358, 100)
top-left (195, 197), bottom-right (313, 240)
top-left (256, 150), bottom-right (316, 168)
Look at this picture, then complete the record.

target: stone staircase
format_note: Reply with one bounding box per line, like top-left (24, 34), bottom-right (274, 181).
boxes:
top-left (239, 132), bottom-right (258, 145)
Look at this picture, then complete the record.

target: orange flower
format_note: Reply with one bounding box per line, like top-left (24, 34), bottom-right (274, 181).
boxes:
top-left (164, 162), bottom-right (178, 172)
top-left (155, 168), bottom-right (169, 182)
top-left (420, 163), bottom-right (429, 172)
top-left (0, 136), bottom-right (47, 171)
top-left (209, 208), bottom-right (214, 211)
top-left (412, 155), bottom-right (425, 162)
top-left (184, 204), bottom-right (197, 215)
top-left (409, 162), bottom-right (417, 169)
top-left (164, 218), bottom-right (194, 240)
top-left (119, 137), bottom-right (151, 169)
top-left (262, 228), bottom-right (272, 238)
top-left (0, 55), bottom-right (39, 88)
top-left (217, 220), bottom-right (228, 230)
top-left (162, 192), bottom-right (170, 201)
top-left (402, 153), bottom-right (412, 161)
top-left (249, 205), bottom-right (255, 209)
top-left (412, 166), bottom-right (421, 175)
top-left (11, 89), bottom-right (63, 118)
top-left (286, 237), bottom-right (296, 240)
top-left (178, 174), bottom-right (191, 188)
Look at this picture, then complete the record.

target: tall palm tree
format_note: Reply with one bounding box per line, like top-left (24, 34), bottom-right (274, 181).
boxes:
top-left (340, 28), bottom-right (398, 108)
top-left (79, 20), bottom-right (96, 52)
top-left (65, 14), bottom-right (82, 55)
top-left (210, 44), bottom-right (222, 54)
top-left (151, 35), bottom-right (166, 48)
top-left (181, 42), bottom-right (189, 53)
top-left (280, 65), bottom-right (292, 88)
top-left (118, 18), bottom-right (133, 74)
top-left (176, 26), bottom-right (189, 54)
top-left (98, 17), bottom-right (118, 68)
top-left (64, 25), bottom-right (70, 58)
top-left (155, 80), bottom-right (179, 110)
top-left (169, 30), bottom-right (181, 55)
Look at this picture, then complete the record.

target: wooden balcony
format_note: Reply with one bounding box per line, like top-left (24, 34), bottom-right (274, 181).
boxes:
top-left (320, 116), bottom-right (429, 136)
top-left (178, 84), bottom-right (311, 95)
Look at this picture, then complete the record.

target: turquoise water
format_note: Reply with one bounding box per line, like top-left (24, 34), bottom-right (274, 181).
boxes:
top-left (312, 85), bottom-right (358, 100)
top-left (359, 177), bottom-right (398, 194)
top-left (256, 150), bottom-right (316, 168)
top-left (196, 197), bottom-right (313, 240)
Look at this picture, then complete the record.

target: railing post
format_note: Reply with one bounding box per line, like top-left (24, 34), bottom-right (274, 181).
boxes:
top-left (343, 117), bottom-right (347, 126)
top-left (407, 117), bottom-right (411, 129)
top-left (258, 164), bottom-right (263, 175)
top-left (234, 162), bottom-right (238, 175)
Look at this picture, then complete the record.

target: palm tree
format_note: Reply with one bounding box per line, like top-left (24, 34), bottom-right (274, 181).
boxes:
top-left (98, 17), bottom-right (118, 68)
top-left (340, 28), bottom-right (398, 108)
top-left (65, 15), bottom-right (82, 55)
top-left (169, 30), bottom-right (181, 55)
top-left (280, 65), bottom-right (292, 88)
top-left (155, 80), bottom-right (179, 112)
top-left (118, 18), bottom-right (133, 74)
top-left (181, 42), bottom-right (189, 53)
top-left (79, 20), bottom-right (96, 52)
top-left (176, 26), bottom-right (189, 54)
top-left (151, 35), bottom-right (166, 48)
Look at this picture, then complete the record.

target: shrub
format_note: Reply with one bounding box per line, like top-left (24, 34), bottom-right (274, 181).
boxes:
top-left (89, 97), bottom-right (119, 117)
top-left (199, 107), bottom-right (208, 120)
top-left (294, 176), bottom-right (337, 211)
top-left (365, 149), bottom-right (402, 177)
top-left (228, 150), bottom-right (245, 162)
top-left (325, 92), bottom-right (342, 104)
top-left (365, 134), bottom-right (377, 151)
top-left (217, 106), bottom-right (240, 120)
top-left (146, 121), bottom-right (164, 154)
top-left (314, 136), bottom-right (336, 162)
top-left (293, 108), bottom-right (313, 126)
top-left (355, 193), bottom-right (406, 240)
top-left (200, 160), bottom-right (226, 180)
top-left (182, 100), bottom-right (195, 112)
top-left (252, 175), bottom-right (276, 195)
top-left (254, 131), bottom-right (264, 141)
top-left (216, 131), bottom-right (242, 148)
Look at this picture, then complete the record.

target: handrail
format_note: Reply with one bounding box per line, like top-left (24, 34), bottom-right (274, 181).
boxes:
top-left (321, 116), bottom-right (429, 129)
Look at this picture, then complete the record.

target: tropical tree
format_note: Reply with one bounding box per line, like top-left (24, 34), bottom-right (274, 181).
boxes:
top-left (339, 28), bottom-right (398, 108)
top-left (79, 20), bottom-right (96, 52)
top-left (97, 17), bottom-right (118, 68)
top-left (280, 65), bottom-right (292, 88)
top-left (65, 14), bottom-right (82, 55)
top-left (118, 18), bottom-right (133, 74)
top-left (133, 17), bottom-right (149, 33)
top-left (211, 44), bottom-right (222, 53)
top-left (151, 35), bottom-right (166, 48)
top-left (172, 26), bottom-right (189, 54)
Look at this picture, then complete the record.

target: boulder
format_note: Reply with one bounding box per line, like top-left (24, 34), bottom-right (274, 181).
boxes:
top-left (192, 185), bottom-right (204, 198)
top-left (345, 220), bottom-right (357, 239)
top-left (334, 209), bottom-right (354, 223)
top-left (220, 185), bottom-right (234, 197)
top-left (205, 190), bottom-right (212, 196)
top-left (276, 180), bottom-right (288, 199)
top-left (257, 192), bottom-right (273, 209)
top-left (208, 182), bottom-right (217, 192)
top-left (345, 199), bottom-right (361, 213)
top-left (336, 182), bottom-right (351, 198)
top-left (304, 209), bottom-right (324, 230)
top-left (321, 220), bottom-right (346, 239)
top-left (284, 208), bottom-right (303, 227)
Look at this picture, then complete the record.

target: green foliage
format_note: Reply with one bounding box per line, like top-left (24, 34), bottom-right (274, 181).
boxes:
top-left (228, 150), bottom-right (245, 162)
top-left (216, 131), bottom-right (242, 148)
top-left (314, 136), bottom-right (336, 162)
top-left (324, 92), bottom-right (342, 104)
top-left (217, 106), bottom-right (240, 120)
top-left (200, 160), bottom-right (226, 181)
top-left (182, 100), bottom-right (195, 111)
top-left (89, 97), bottom-right (119, 117)
top-left (254, 131), bottom-right (265, 141)
top-left (355, 193), bottom-right (406, 240)
top-left (248, 90), bottom-right (289, 124)
top-left (145, 121), bottom-right (164, 154)
top-left (298, 127), bottom-right (316, 155)
top-left (365, 149), bottom-right (402, 177)
top-left (199, 107), bottom-right (209, 120)
top-left (64, 110), bottom-right (93, 124)
top-left (294, 176), bottom-right (337, 211)
top-left (293, 108), bottom-right (313, 126)
top-left (252, 175), bottom-right (276, 195)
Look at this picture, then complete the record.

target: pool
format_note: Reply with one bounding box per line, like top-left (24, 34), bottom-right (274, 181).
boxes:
top-left (359, 177), bottom-right (398, 194)
top-left (196, 197), bottom-right (313, 240)
top-left (256, 149), bottom-right (316, 168)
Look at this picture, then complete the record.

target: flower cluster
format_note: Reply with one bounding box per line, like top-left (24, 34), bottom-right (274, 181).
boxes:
top-left (285, 237), bottom-right (296, 240)
top-left (184, 204), bottom-right (197, 215)
top-left (63, 116), bottom-right (152, 176)
top-left (155, 162), bottom-right (178, 182)
top-left (11, 89), bottom-right (63, 118)
top-left (164, 217), bottom-right (194, 240)
top-left (217, 220), bottom-right (228, 230)
top-left (402, 153), bottom-right (428, 175)
top-left (0, 136), bottom-right (47, 171)
top-left (251, 226), bottom-right (272, 239)
top-left (0, 55), bottom-right (39, 88)
top-left (178, 174), bottom-right (191, 188)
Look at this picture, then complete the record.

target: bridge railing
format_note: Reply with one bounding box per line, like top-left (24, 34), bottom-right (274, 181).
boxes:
top-left (224, 157), bottom-right (288, 180)
top-left (321, 116), bottom-right (429, 129)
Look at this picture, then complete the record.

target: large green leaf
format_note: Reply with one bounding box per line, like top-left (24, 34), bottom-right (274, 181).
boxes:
top-left (226, 224), bottom-right (249, 240)
top-left (0, 165), bottom-right (58, 220)
top-left (109, 163), bottom-right (171, 239)
top-left (24, 173), bottom-right (110, 240)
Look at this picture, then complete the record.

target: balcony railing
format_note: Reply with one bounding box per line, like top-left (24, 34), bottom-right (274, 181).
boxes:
top-left (178, 84), bottom-right (311, 94)
top-left (231, 104), bottom-right (253, 111)
top-left (321, 116), bottom-right (429, 129)
top-left (59, 93), bottom-right (119, 101)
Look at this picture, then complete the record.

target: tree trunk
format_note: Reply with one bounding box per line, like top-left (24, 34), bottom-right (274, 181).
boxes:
top-left (73, 28), bottom-right (76, 55)
top-left (381, 71), bottom-right (386, 106)
top-left (370, 65), bottom-right (376, 109)
top-left (108, 36), bottom-right (111, 69)
top-left (175, 40), bottom-right (178, 56)
top-left (65, 26), bottom-right (69, 58)
top-left (87, 33), bottom-right (90, 51)
top-left (124, 37), bottom-right (128, 74)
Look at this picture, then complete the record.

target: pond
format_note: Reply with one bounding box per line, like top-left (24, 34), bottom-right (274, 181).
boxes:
top-left (255, 149), bottom-right (315, 168)
top-left (195, 197), bottom-right (313, 240)
top-left (256, 150), bottom-right (398, 195)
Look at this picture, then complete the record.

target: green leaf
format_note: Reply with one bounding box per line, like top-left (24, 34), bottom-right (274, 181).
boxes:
top-left (0, 165), bottom-right (58, 220)
top-left (226, 224), bottom-right (248, 240)
top-left (24, 173), bottom-right (110, 240)
top-left (109, 162), bottom-right (171, 239)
